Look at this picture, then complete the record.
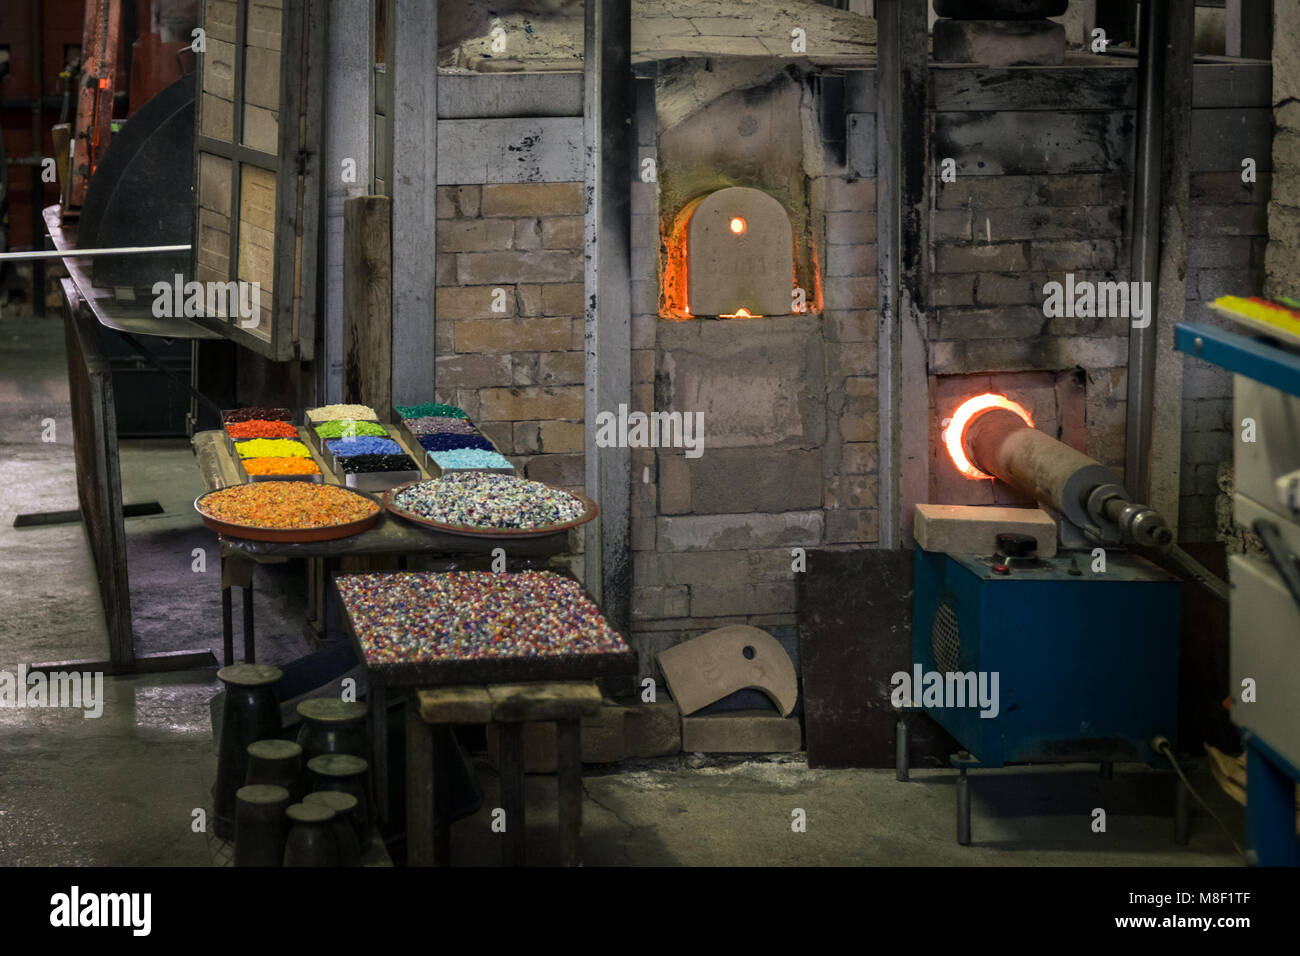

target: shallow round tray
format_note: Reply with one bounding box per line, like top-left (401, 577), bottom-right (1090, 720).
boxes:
top-left (194, 484), bottom-right (383, 543)
top-left (382, 478), bottom-right (599, 539)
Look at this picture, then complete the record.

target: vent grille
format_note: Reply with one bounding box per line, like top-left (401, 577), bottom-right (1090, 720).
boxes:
top-left (931, 600), bottom-right (961, 674)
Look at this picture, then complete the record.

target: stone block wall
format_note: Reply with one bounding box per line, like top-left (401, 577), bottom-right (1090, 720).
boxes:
top-left (625, 65), bottom-right (879, 679)
top-left (433, 182), bottom-right (587, 494)
top-left (928, 71), bottom-right (1271, 542)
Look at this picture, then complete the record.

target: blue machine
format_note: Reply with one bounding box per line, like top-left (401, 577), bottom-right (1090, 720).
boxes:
top-left (911, 547), bottom-right (1181, 769)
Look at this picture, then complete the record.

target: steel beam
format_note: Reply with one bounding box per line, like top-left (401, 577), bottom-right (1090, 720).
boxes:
top-left (582, 0), bottom-right (633, 634)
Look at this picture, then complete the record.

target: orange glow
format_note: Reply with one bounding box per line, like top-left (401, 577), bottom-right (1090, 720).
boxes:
top-left (730, 217), bottom-right (746, 235)
top-left (945, 393), bottom-right (1034, 480)
top-left (720, 308), bottom-right (762, 318)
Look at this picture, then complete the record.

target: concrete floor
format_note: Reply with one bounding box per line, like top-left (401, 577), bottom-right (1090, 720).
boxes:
top-left (0, 313), bottom-right (1246, 866)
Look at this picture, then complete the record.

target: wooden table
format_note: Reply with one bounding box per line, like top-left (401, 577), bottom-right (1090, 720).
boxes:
top-left (333, 571), bottom-right (636, 866)
top-left (192, 427), bottom-right (570, 666)
top-left (411, 682), bottom-right (602, 866)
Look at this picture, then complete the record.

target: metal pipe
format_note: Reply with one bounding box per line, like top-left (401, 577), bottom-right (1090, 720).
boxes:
top-left (961, 406), bottom-right (1231, 602)
top-left (963, 407), bottom-right (1123, 537)
top-left (1125, 0), bottom-right (1166, 503)
top-left (31, 0), bottom-right (45, 316)
top-left (0, 244), bottom-right (192, 262)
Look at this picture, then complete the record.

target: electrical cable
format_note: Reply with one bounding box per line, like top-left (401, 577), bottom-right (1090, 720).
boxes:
top-left (1152, 735), bottom-right (1245, 859)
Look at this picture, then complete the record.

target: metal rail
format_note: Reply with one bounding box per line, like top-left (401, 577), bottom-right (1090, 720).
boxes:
top-left (0, 244), bottom-right (191, 262)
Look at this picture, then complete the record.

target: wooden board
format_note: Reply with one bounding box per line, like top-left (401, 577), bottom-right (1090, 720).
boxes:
top-left (437, 117), bottom-right (584, 185)
top-left (343, 196), bottom-right (392, 420)
top-left (437, 73), bottom-right (584, 119)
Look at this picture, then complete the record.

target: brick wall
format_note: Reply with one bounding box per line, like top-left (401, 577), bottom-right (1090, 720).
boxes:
top-left (928, 76), bottom-right (1270, 543)
top-left (626, 65), bottom-right (879, 679)
top-left (433, 182), bottom-right (587, 493)
top-left (929, 170), bottom-right (1132, 474)
top-left (1181, 172), bottom-right (1269, 541)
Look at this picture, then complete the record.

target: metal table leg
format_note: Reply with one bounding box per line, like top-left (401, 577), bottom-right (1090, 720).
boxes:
top-left (221, 585), bottom-right (233, 667)
top-left (957, 768), bottom-right (971, 846)
top-left (895, 715), bottom-right (909, 782)
top-left (242, 585), bottom-right (255, 663)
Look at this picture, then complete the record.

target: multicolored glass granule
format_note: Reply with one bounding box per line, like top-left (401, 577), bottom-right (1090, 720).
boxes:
top-left (417, 433), bottom-right (495, 453)
top-left (313, 419), bottom-right (389, 439)
top-left (335, 571), bottom-right (628, 665)
top-left (404, 416), bottom-right (478, 437)
top-left (389, 473), bottom-right (587, 531)
top-left (235, 438), bottom-right (313, 459)
top-left (394, 402), bottom-right (468, 420)
top-left (326, 436), bottom-right (403, 457)
top-left (223, 406), bottom-right (293, 424)
top-left (226, 419), bottom-right (299, 440)
top-left (305, 404), bottom-right (380, 423)
top-left (242, 457), bottom-right (322, 476)
top-left (198, 482), bottom-right (378, 530)
top-left (430, 449), bottom-right (513, 471)
top-left (339, 453), bottom-right (419, 474)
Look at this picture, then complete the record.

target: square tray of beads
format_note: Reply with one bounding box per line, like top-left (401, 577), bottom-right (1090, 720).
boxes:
top-left (309, 418), bottom-right (388, 457)
top-left (383, 473), bottom-right (598, 539)
top-left (222, 406), bottom-right (293, 425)
top-left (223, 417), bottom-right (304, 456)
top-left (235, 455), bottom-right (323, 483)
top-left (334, 570), bottom-right (635, 685)
top-left (304, 403), bottom-right (382, 426)
top-left (195, 482), bottom-right (382, 543)
top-left (234, 437), bottom-right (316, 466)
top-left (339, 453), bottom-right (423, 493)
top-left (324, 435), bottom-right (406, 471)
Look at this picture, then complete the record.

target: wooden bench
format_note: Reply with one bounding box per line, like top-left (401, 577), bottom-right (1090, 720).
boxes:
top-left (405, 681), bottom-right (603, 867)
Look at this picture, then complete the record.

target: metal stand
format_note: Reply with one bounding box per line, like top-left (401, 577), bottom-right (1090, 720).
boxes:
top-left (895, 715), bottom-right (910, 782)
top-left (956, 768), bottom-right (971, 846)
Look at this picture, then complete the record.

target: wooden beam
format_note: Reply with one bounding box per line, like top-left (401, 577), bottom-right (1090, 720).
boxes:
top-left (388, 0), bottom-right (438, 407)
top-left (321, 0), bottom-right (374, 403)
top-left (875, 0), bottom-right (929, 549)
top-left (343, 195), bottom-right (393, 420)
top-left (582, 0), bottom-right (634, 633)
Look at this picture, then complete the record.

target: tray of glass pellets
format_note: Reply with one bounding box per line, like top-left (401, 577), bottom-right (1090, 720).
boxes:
top-left (394, 402), bottom-right (515, 476)
top-left (334, 570), bottom-right (636, 685)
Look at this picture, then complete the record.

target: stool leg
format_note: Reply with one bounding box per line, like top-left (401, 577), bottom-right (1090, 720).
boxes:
top-left (556, 719), bottom-right (582, 867)
top-left (242, 584), bottom-right (255, 663)
top-left (405, 697), bottom-right (434, 867)
top-left (498, 722), bottom-right (526, 867)
top-left (432, 726), bottom-right (453, 866)
top-left (221, 585), bottom-right (233, 667)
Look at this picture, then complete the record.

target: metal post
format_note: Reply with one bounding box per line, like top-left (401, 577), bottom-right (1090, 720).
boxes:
top-left (582, 0), bottom-right (633, 631)
top-left (1125, 0), bottom-right (1163, 501)
top-left (956, 768), bottom-right (971, 846)
top-left (895, 716), bottom-right (910, 782)
top-left (30, 0), bottom-right (45, 315)
top-left (875, 0), bottom-right (929, 549)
